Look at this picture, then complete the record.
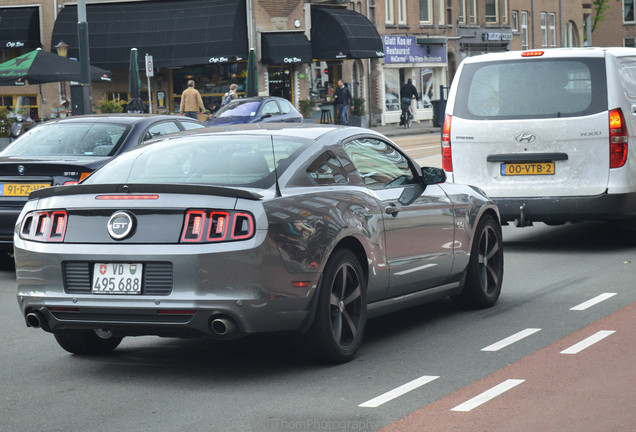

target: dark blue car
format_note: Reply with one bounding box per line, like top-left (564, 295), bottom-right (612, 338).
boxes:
top-left (205, 96), bottom-right (303, 126)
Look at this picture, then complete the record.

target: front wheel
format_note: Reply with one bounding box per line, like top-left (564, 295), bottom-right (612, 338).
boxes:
top-left (452, 214), bottom-right (504, 309)
top-left (54, 330), bottom-right (123, 355)
top-left (306, 249), bottom-right (367, 364)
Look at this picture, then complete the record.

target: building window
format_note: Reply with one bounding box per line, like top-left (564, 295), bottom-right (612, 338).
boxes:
top-left (420, 0), bottom-right (432, 24)
top-left (521, 11), bottom-right (528, 49)
top-left (386, 0), bottom-right (395, 25)
top-left (485, 0), bottom-right (498, 23)
top-left (0, 95), bottom-right (39, 121)
top-left (501, 0), bottom-right (509, 24)
top-left (549, 13), bottom-right (557, 47)
top-left (512, 10), bottom-right (519, 31)
top-left (625, 37), bottom-right (636, 47)
top-left (446, 0), bottom-right (453, 25)
top-left (369, 0), bottom-right (376, 23)
top-left (468, 0), bottom-right (477, 24)
top-left (438, 0), bottom-right (445, 25)
top-left (458, 0), bottom-right (466, 24)
top-left (398, 0), bottom-right (407, 24)
top-left (625, 0), bottom-right (635, 23)
top-left (540, 12), bottom-right (547, 48)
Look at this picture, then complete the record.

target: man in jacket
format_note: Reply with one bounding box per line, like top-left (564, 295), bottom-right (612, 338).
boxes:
top-left (179, 80), bottom-right (205, 119)
top-left (334, 80), bottom-right (353, 125)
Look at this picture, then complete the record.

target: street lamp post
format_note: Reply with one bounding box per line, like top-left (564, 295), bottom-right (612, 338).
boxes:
top-left (77, 0), bottom-right (92, 114)
top-left (54, 41), bottom-right (69, 107)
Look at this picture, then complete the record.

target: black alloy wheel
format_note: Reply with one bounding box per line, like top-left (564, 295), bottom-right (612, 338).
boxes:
top-left (453, 214), bottom-right (504, 309)
top-left (307, 249), bottom-right (367, 364)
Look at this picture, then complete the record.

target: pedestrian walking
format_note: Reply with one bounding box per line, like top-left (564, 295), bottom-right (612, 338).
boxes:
top-left (179, 80), bottom-right (205, 119)
top-left (221, 83), bottom-right (239, 107)
top-left (334, 80), bottom-right (353, 125)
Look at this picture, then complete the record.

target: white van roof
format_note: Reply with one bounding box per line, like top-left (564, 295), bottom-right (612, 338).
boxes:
top-left (462, 47), bottom-right (636, 64)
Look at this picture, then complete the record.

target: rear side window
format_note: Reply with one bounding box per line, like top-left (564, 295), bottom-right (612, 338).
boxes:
top-left (454, 57), bottom-right (607, 119)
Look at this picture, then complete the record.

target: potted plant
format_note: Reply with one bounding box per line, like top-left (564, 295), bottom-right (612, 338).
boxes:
top-left (298, 98), bottom-right (316, 122)
top-left (349, 97), bottom-right (368, 128)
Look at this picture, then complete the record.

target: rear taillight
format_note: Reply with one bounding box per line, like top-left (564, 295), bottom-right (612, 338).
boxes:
top-left (521, 50), bottom-right (545, 57)
top-left (181, 210), bottom-right (255, 243)
top-left (20, 210), bottom-right (68, 242)
top-left (609, 108), bottom-right (628, 169)
top-left (442, 114), bottom-right (453, 172)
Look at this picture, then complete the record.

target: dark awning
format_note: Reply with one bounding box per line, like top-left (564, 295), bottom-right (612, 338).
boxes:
top-left (260, 32), bottom-right (312, 65)
top-left (310, 7), bottom-right (384, 60)
top-left (0, 7), bottom-right (41, 49)
top-left (50, 0), bottom-right (247, 69)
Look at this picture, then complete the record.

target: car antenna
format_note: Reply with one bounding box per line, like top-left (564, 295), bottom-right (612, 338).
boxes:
top-left (270, 135), bottom-right (282, 197)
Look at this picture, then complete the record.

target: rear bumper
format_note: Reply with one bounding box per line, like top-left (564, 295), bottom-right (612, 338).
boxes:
top-left (495, 192), bottom-right (636, 224)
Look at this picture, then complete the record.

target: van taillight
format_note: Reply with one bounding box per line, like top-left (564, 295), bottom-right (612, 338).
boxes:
top-left (442, 114), bottom-right (453, 172)
top-left (181, 210), bottom-right (255, 243)
top-left (521, 50), bottom-right (545, 57)
top-left (20, 210), bottom-right (68, 242)
top-left (609, 108), bottom-right (628, 169)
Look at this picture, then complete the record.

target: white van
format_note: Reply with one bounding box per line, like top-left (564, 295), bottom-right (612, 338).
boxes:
top-left (443, 48), bottom-right (636, 226)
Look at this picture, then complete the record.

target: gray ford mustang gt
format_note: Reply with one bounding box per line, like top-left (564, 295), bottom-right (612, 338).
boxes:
top-left (14, 124), bottom-right (503, 364)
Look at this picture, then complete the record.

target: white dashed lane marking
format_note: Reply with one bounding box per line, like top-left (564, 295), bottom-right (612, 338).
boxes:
top-left (481, 328), bottom-right (542, 352)
top-left (560, 330), bottom-right (616, 355)
top-left (570, 293), bottom-right (617, 311)
top-left (450, 379), bottom-right (526, 412)
top-left (359, 375), bottom-right (440, 408)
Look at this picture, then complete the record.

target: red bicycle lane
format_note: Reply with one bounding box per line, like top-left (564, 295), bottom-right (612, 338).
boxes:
top-left (379, 301), bottom-right (636, 432)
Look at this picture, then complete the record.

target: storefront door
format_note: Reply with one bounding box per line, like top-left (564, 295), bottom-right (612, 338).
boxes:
top-left (268, 66), bottom-right (292, 102)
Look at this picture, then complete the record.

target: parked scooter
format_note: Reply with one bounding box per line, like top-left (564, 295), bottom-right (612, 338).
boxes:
top-left (7, 109), bottom-right (34, 142)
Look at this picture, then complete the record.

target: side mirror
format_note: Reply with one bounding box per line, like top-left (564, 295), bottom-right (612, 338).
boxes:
top-left (421, 167), bottom-right (446, 184)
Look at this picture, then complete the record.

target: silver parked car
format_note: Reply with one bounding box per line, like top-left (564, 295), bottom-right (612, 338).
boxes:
top-left (14, 124), bottom-right (503, 364)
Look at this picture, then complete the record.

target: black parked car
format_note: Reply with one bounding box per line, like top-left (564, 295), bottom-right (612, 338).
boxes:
top-left (205, 96), bottom-right (303, 126)
top-left (0, 114), bottom-right (204, 247)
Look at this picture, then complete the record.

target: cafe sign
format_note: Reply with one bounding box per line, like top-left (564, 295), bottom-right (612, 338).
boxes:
top-left (383, 36), bottom-right (446, 64)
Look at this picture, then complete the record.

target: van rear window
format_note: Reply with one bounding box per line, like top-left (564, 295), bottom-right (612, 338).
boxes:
top-left (454, 58), bottom-right (607, 120)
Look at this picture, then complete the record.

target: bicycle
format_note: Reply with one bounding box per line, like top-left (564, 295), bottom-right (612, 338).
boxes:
top-left (400, 98), bottom-right (413, 129)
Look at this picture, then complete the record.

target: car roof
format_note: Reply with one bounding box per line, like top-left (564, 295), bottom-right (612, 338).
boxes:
top-left (40, 114), bottom-right (200, 126)
top-left (462, 47), bottom-right (636, 64)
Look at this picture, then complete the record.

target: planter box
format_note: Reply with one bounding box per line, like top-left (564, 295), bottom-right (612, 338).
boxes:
top-left (349, 115), bottom-right (369, 128)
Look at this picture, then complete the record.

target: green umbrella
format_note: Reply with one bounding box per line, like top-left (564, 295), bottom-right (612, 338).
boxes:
top-left (126, 48), bottom-right (144, 113)
top-left (246, 48), bottom-right (257, 97)
top-left (0, 48), bottom-right (111, 86)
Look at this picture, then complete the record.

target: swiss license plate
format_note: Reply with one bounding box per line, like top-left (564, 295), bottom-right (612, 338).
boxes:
top-left (92, 263), bottom-right (143, 295)
top-left (0, 182), bottom-right (50, 196)
top-left (501, 162), bottom-right (555, 176)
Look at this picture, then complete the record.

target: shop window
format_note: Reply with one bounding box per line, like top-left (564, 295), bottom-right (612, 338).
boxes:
top-left (385, 69), bottom-right (400, 112)
top-left (0, 95), bottom-right (39, 121)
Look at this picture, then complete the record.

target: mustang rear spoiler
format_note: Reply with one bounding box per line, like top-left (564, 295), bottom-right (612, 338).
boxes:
top-left (28, 183), bottom-right (263, 201)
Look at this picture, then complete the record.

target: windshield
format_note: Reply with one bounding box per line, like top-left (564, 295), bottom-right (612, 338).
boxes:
top-left (215, 101), bottom-right (261, 118)
top-left (1, 122), bottom-right (129, 157)
top-left (454, 57), bottom-right (607, 119)
top-left (84, 134), bottom-right (310, 189)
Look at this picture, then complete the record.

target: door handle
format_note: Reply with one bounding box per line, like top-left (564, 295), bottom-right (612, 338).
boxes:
top-left (384, 204), bottom-right (400, 216)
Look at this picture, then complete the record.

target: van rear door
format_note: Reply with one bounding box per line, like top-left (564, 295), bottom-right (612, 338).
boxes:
top-left (448, 54), bottom-right (609, 199)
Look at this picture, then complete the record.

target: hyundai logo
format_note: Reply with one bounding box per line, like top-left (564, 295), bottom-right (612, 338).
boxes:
top-left (515, 133), bottom-right (536, 143)
top-left (107, 211), bottom-right (136, 240)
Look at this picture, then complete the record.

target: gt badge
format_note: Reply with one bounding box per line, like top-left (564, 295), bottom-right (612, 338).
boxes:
top-left (107, 211), bottom-right (136, 240)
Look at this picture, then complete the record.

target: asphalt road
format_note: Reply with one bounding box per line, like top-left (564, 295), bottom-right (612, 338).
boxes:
top-left (1, 133), bottom-right (635, 431)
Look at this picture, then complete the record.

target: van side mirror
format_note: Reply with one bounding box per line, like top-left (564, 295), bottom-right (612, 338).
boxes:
top-left (421, 167), bottom-right (446, 184)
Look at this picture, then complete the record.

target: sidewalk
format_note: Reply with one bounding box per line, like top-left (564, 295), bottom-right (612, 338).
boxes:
top-left (369, 119), bottom-right (440, 138)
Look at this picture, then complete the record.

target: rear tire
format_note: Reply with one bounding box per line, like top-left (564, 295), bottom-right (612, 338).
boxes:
top-left (54, 331), bottom-right (123, 355)
top-left (306, 249), bottom-right (366, 364)
top-left (453, 214), bottom-right (503, 309)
